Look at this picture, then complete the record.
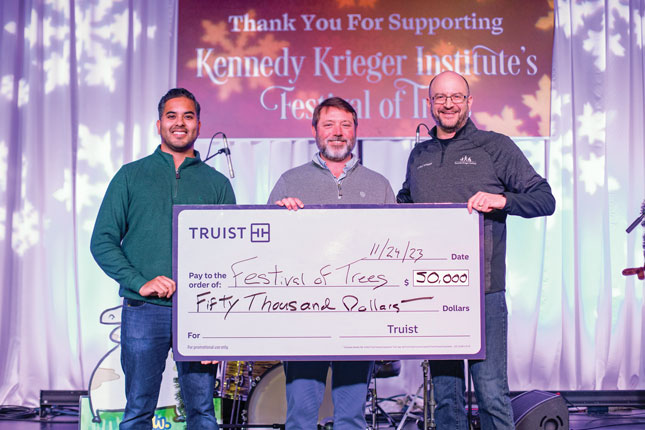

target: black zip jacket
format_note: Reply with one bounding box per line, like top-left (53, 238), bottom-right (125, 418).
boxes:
top-left (397, 119), bottom-right (555, 293)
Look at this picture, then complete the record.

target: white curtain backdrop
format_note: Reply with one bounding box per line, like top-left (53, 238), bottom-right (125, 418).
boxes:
top-left (0, 0), bottom-right (644, 407)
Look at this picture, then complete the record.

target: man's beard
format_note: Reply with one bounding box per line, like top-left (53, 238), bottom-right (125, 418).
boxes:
top-left (432, 108), bottom-right (469, 135)
top-left (317, 136), bottom-right (356, 162)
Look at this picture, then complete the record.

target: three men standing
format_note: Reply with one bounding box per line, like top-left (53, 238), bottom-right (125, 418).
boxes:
top-left (91, 72), bottom-right (554, 430)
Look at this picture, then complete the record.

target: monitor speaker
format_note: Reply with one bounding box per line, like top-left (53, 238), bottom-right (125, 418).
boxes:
top-left (512, 390), bottom-right (569, 430)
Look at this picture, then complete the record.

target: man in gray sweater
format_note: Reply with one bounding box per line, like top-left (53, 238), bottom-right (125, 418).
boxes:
top-left (268, 97), bottom-right (395, 429)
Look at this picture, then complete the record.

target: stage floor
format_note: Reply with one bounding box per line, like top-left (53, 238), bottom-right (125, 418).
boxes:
top-left (1, 409), bottom-right (645, 430)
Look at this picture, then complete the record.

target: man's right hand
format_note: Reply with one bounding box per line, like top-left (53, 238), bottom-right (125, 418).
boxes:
top-left (139, 275), bottom-right (176, 298)
top-left (275, 197), bottom-right (304, 211)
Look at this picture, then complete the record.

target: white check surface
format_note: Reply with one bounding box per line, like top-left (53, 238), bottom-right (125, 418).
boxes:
top-left (173, 205), bottom-right (484, 360)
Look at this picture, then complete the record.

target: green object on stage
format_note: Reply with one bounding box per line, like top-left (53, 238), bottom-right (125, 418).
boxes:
top-left (79, 395), bottom-right (222, 429)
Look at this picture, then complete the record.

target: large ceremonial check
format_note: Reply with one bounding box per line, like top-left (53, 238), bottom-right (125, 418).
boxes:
top-left (172, 204), bottom-right (484, 361)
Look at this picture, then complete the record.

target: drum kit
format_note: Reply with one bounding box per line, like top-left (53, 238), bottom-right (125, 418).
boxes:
top-left (214, 360), bottom-right (430, 430)
top-left (215, 360), bottom-right (279, 426)
top-left (215, 360), bottom-right (334, 428)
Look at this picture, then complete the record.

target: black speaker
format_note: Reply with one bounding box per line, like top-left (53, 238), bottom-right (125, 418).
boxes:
top-left (511, 390), bottom-right (569, 430)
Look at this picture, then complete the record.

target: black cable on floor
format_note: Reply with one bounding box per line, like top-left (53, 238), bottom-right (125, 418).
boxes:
top-left (0, 405), bottom-right (38, 420)
top-left (0, 404), bottom-right (79, 424)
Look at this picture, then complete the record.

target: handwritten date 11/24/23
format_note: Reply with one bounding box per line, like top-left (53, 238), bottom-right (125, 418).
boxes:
top-left (368, 239), bottom-right (423, 262)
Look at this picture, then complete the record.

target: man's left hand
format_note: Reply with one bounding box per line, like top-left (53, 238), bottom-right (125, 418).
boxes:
top-left (467, 191), bottom-right (506, 214)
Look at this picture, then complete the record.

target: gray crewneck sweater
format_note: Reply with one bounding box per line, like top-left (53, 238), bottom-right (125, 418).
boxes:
top-left (268, 154), bottom-right (395, 205)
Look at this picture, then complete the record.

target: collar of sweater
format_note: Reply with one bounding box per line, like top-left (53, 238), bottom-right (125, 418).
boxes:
top-left (429, 118), bottom-right (478, 142)
top-left (154, 145), bottom-right (202, 170)
top-left (312, 151), bottom-right (359, 175)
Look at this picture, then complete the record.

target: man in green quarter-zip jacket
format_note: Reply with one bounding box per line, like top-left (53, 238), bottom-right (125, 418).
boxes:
top-left (91, 88), bottom-right (235, 430)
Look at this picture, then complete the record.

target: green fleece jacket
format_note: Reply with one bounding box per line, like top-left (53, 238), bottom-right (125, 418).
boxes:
top-left (90, 146), bottom-right (236, 306)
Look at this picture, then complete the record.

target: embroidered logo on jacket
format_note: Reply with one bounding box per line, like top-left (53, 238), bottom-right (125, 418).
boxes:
top-left (454, 155), bottom-right (476, 165)
top-left (416, 162), bottom-right (433, 169)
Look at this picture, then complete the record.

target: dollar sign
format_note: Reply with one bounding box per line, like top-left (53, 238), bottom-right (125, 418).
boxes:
top-left (404, 279), bottom-right (409, 286)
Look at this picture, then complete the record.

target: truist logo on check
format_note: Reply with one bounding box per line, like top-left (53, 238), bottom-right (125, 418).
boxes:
top-left (187, 223), bottom-right (271, 243)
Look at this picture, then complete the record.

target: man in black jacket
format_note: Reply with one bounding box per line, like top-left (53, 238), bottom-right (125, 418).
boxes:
top-left (398, 71), bottom-right (555, 430)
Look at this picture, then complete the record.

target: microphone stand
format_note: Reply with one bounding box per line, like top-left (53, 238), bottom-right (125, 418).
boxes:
top-left (626, 212), bottom-right (645, 234)
top-left (421, 360), bottom-right (436, 430)
top-left (204, 131), bottom-right (235, 178)
top-left (415, 123), bottom-right (431, 146)
top-left (622, 200), bottom-right (645, 279)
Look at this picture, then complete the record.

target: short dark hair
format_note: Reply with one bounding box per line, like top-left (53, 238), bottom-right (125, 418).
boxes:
top-left (158, 88), bottom-right (201, 120)
top-left (312, 97), bottom-right (357, 129)
top-left (428, 73), bottom-right (470, 97)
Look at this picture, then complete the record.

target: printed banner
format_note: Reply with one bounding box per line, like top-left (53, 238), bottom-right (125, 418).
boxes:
top-left (177, 0), bottom-right (553, 138)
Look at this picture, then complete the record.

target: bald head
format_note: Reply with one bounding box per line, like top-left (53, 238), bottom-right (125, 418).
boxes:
top-left (429, 71), bottom-right (470, 98)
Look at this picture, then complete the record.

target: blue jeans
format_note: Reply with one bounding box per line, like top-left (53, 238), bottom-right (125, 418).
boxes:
top-left (430, 291), bottom-right (514, 430)
top-left (120, 299), bottom-right (218, 430)
top-left (283, 361), bottom-right (373, 430)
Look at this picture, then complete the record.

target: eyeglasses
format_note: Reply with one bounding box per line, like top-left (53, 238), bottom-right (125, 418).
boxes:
top-left (431, 94), bottom-right (469, 104)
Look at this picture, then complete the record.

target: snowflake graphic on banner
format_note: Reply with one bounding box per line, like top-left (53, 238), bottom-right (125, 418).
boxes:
top-left (186, 11), bottom-right (290, 101)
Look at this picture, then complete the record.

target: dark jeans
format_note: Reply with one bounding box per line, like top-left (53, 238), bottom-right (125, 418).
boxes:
top-left (430, 291), bottom-right (514, 429)
top-left (283, 361), bottom-right (373, 430)
top-left (119, 299), bottom-right (218, 430)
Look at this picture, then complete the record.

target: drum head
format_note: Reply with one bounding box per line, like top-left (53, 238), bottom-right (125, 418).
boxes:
top-left (247, 364), bottom-right (334, 425)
